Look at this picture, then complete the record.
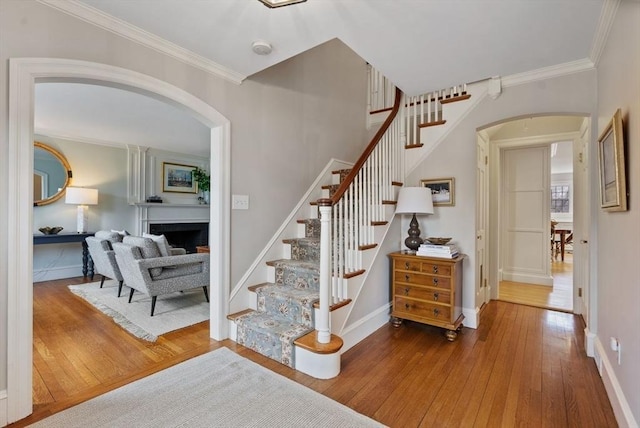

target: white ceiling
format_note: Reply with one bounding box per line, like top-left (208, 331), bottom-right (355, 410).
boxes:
top-left (76, 0), bottom-right (604, 95)
top-left (34, 0), bottom-right (606, 154)
top-left (35, 83), bottom-right (211, 157)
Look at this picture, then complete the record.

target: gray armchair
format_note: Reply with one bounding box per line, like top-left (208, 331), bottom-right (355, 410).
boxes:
top-left (113, 236), bottom-right (210, 316)
top-left (86, 231), bottom-right (125, 297)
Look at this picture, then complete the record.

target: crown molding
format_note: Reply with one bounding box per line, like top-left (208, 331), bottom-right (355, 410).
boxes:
top-left (501, 58), bottom-right (595, 88)
top-left (35, 128), bottom-right (128, 149)
top-left (37, 0), bottom-right (246, 85)
top-left (589, 0), bottom-right (621, 66)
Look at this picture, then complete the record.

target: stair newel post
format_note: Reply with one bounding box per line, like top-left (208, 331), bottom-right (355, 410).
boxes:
top-left (317, 198), bottom-right (333, 344)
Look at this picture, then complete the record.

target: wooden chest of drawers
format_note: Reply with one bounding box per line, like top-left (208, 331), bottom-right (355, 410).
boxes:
top-left (389, 251), bottom-right (465, 341)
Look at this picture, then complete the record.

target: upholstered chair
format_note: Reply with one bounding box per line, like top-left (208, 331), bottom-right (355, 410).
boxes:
top-left (113, 236), bottom-right (210, 316)
top-left (85, 230), bottom-right (126, 297)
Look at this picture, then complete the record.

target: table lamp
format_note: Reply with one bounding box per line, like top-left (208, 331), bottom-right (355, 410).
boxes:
top-left (395, 187), bottom-right (434, 252)
top-left (65, 187), bottom-right (98, 233)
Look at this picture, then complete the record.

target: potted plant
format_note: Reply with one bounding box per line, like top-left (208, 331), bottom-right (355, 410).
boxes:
top-left (193, 167), bottom-right (210, 204)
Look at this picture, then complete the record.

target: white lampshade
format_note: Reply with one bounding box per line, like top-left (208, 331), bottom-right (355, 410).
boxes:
top-left (65, 187), bottom-right (98, 206)
top-left (65, 187), bottom-right (98, 233)
top-left (395, 187), bottom-right (434, 215)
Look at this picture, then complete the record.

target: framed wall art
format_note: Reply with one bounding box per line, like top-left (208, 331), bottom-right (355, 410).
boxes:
top-left (420, 177), bottom-right (455, 206)
top-left (162, 162), bottom-right (198, 193)
top-left (598, 109), bottom-right (627, 211)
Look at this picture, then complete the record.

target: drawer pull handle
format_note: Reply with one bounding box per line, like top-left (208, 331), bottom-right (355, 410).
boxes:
top-left (405, 274), bottom-right (410, 281)
top-left (404, 288), bottom-right (410, 295)
top-left (405, 303), bottom-right (411, 310)
top-left (405, 262), bottom-right (410, 269)
top-left (433, 278), bottom-right (439, 285)
top-left (433, 292), bottom-right (439, 301)
top-left (433, 266), bottom-right (439, 274)
top-left (433, 308), bottom-right (440, 317)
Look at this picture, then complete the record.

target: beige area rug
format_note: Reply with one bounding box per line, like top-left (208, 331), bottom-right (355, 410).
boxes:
top-left (30, 347), bottom-right (384, 428)
top-left (68, 280), bottom-right (209, 341)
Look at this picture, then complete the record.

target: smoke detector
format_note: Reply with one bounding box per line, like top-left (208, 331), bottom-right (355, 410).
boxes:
top-left (252, 40), bottom-right (273, 55)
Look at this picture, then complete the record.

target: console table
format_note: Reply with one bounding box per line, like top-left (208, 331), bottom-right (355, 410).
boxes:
top-left (33, 232), bottom-right (95, 278)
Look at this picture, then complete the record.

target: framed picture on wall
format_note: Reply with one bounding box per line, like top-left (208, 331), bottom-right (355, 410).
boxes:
top-left (598, 109), bottom-right (627, 211)
top-left (162, 162), bottom-right (198, 193)
top-left (420, 177), bottom-right (455, 206)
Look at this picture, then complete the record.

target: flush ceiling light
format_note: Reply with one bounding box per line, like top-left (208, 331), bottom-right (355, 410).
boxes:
top-left (258, 0), bottom-right (307, 8)
top-left (252, 40), bottom-right (273, 55)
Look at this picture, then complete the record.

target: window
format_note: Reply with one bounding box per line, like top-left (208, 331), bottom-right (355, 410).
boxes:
top-left (551, 185), bottom-right (570, 213)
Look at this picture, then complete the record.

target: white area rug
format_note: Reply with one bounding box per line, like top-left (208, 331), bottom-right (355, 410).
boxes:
top-left (68, 280), bottom-right (209, 341)
top-left (30, 347), bottom-right (384, 428)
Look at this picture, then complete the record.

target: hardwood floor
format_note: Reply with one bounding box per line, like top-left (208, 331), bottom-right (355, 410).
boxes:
top-left (499, 254), bottom-right (573, 312)
top-left (12, 276), bottom-right (616, 427)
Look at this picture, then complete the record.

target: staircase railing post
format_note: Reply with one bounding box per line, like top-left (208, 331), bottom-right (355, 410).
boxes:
top-left (317, 199), bottom-right (332, 344)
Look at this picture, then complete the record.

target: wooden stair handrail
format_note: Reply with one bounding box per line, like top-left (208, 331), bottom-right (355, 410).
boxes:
top-left (324, 86), bottom-right (403, 205)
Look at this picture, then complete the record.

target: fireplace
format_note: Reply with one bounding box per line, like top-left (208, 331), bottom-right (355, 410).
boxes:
top-left (149, 222), bottom-right (208, 254)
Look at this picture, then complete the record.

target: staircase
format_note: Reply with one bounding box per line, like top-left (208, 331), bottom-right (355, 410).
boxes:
top-left (228, 68), bottom-right (482, 379)
top-left (228, 169), bottom-right (354, 378)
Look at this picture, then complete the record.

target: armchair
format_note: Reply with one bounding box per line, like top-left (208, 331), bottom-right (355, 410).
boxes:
top-left (86, 231), bottom-right (125, 297)
top-left (113, 236), bottom-right (210, 316)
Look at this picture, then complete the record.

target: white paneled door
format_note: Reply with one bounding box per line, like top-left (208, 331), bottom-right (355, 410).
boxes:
top-left (501, 145), bottom-right (553, 286)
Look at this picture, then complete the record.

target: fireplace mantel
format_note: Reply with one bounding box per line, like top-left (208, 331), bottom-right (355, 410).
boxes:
top-left (134, 203), bottom-right (210, 236)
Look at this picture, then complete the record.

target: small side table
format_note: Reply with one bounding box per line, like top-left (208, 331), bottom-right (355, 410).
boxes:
top-left (196, 246), bottom-right (210, 254)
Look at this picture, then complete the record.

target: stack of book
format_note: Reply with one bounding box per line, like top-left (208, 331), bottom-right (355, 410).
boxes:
top-left (417, 243), bottom-right (459, 258)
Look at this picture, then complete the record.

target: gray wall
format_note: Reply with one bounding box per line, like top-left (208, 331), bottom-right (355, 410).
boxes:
top-left (0, 0), bottom-right (368, 393)
top-left (595, 0), bottom-right (640, 421)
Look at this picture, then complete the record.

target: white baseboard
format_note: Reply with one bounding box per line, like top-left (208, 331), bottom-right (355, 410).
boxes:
top-left (0, 389), bottom-right (7, 427)
top-left (594, 337), bottom-right (638, 428)
top-left (339, 303), bottom-right (390, 353)
top-left (33, 265), bottom-right (84, 282)
top-left (462, 306), bottom-right (479, 329)
top-left (584, 327), bottom-right (596, 358)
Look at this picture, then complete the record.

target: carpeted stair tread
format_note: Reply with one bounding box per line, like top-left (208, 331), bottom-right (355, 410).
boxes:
top-left (282, 237), bottom-right (320, 262)
top-left (266, 258), bottom-right (320, 271)
top-left (296, 218), bottom-right (320, 238)
top-left (256, 284), bottom-right (318, 326)
top-left (235, 311), bottom-right (314, 368)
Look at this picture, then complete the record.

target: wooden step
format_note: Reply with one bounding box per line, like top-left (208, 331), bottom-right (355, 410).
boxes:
top-left (392, 181), bottom-right (403, 186)
top-left (312, 298), bottom-right (352, 311)
top-left (382, 200), bottom-right (396, 205)
top-left (227, 308), bottom-right (255, 321)
top-left (294, 331), bottom-right (344, 355)
top-left (344, 269), bottom-right (365, 279)
top-left (359, 243), bottom-right (377, 251)
top-left (371, 221), bottom-right (388, 226)
top-left (418, 119), bottom-right (446, 128)
top-left (440, 93), bottom-right (471, 104)
top-left (405, 144), bottom-right (424, 149)
top-left (248, 282), bottom-right (270, 293)
top-left (369, 106), bottom-right (393, 115)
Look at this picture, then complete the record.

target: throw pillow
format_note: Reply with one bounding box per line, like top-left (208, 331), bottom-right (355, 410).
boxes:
top-left (111, 229), bottom-right (131, 237)
top-left (142, 233), bottom-right (171, 257)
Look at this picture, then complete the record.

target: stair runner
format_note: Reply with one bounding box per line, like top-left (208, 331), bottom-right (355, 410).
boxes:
top-left (234, 218), bottom-right (322, 368)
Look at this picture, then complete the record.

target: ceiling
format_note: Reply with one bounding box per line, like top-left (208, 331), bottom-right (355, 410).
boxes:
top-left (35, 0), bottom-right (607, 154)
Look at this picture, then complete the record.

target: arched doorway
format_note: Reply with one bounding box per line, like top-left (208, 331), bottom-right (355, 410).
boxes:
top-left (7, 58), bottom-right (231, 422)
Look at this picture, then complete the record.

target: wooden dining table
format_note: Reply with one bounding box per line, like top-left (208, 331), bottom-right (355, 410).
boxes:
top-left (553, 228), bottom-right (571, 261)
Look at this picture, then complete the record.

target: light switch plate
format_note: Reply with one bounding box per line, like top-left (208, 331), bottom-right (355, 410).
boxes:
top-left (232, 194), bottom-right (249, 210)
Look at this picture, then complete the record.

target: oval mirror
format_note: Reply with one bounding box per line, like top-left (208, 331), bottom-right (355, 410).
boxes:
top-left (34, 142), bottom-right (72, 206)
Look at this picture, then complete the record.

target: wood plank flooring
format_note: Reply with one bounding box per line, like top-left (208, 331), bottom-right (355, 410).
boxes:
top-left (11, 276), bottom-right (616, 427)
top-left (499, 255), bottom-right (573, 312)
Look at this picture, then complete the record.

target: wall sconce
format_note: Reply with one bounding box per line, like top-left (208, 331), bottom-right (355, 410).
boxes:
top-left (65, 187), bottom-right (98, 233)
top-left (395, 187), bottom-right (434, 252)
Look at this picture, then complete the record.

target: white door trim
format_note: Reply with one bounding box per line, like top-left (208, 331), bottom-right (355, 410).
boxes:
top-left (7, 58), bottom-right (231, 423)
